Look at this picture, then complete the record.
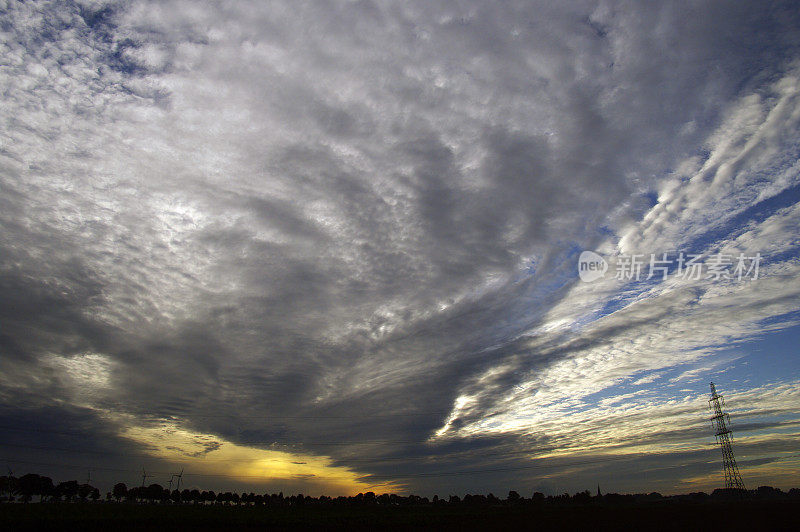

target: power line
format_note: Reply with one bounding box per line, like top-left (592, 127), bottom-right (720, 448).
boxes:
top-left (0, 454), bottom-right (633, 481)
top-left (0, 441), bottom-right (543, 464)
top-left (1, 409), bottom-right (454, 421)
top-left (0, 426), bottom-right (454, 445)
top-left (0, 425), bottom-right (451, 446)
top-left (10, 449), bottom-right (790, 483)
top-left (0, 423), bottom-right (732, 461)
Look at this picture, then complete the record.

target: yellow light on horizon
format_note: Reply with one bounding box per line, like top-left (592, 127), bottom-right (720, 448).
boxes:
top-left (119, 421), bottom-right (400, 496)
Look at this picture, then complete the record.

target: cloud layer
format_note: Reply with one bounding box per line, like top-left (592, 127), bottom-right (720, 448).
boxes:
top-left (2, 0), bottom-right (800, 495)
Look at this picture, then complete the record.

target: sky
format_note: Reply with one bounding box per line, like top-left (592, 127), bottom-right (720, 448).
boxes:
top-left (1, 0), bottom-right (800, 497)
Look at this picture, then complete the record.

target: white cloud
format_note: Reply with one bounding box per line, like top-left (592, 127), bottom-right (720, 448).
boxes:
top-left (436, 75), bottom-right (800, 446)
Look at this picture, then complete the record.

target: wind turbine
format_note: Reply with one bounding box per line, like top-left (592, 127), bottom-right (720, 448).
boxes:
top-left (141, 467), bottom-right (153, 488)
top-left (168, 468), bottom-right (185, 493)
top-left (4, 466), bottom-right (12, 500)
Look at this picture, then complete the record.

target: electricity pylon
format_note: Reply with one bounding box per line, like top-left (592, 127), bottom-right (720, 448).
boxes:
top-left (709, 382), bottom-right (746, 491)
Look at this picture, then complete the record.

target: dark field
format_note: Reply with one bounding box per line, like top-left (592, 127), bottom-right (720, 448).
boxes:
top-left (2, 500), bottom-right (799, 531)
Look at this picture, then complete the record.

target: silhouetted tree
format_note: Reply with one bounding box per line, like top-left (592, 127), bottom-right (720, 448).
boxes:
top-left (126, 486), bottom-right (142, 502)
top-left (756, 486), bottom-right (783, 499)
top-left (78, 483), bottom-right (94, 501)
top-left (573, 490), bottom-right (592, 504)
top-left (113, 482), bottom-right (128, 502)
top-left (0, 475), bottom-right (15, 501)
top-left (56, 480), bottom-right (79, 502)
top-left (17, 474), bottom-right (52, 502)
top-left (145, 484), bottom-right (165, 503)
top-left (16, 474), bottom-right (35, 502)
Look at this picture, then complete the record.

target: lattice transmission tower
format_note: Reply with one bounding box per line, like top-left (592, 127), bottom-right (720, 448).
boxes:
top-left (708, 382), bottom-right (745, 491)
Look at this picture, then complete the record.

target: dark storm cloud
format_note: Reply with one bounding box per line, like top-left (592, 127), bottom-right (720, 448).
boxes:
top-left (0, 403), bottom-right (182, 489)
top-left (2, 0), bottom-right (800, 494)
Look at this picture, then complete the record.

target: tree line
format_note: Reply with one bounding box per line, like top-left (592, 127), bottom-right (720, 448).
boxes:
top-left (1, 474), bottom-right (99, 503)
top-left (2, 473), bottom-right (799, 506)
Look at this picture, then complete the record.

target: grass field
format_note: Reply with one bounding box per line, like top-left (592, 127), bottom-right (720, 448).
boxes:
top-left (2, 500), bottom-right (799, 531)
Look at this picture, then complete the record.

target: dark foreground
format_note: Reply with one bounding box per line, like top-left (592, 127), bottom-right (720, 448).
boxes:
top-left (2, 500), bottom-right (799, 531)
